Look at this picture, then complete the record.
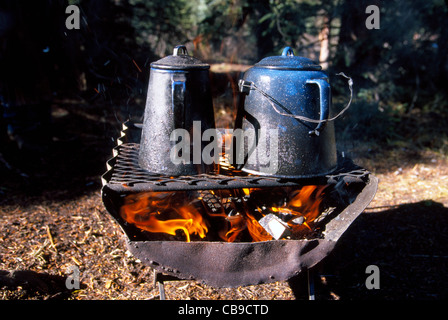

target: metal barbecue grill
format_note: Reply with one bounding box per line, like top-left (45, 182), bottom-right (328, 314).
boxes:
top-left (101, 121), bottom-right (378, 290)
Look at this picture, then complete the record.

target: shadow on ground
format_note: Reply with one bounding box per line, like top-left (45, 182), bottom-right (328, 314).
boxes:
top-left (0, 269), bottom-right (73, 299)
top-left (306, 200), bottom-right (448, 300)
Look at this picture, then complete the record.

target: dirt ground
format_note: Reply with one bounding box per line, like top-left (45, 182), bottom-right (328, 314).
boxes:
top-left (1, 97), bottom-right (447, 300)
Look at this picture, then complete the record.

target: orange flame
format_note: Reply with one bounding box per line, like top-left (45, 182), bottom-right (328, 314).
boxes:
top-left (222, 214), bottom-right (245, 242)
top-left (215, 188), bottom-right (272, 242)
top-left (119, 185), bottom-right (327, 242)
top-left (245, 211), bottom-right (273, 242)
top-left (120, 192), bottom-right (208, 242)
top-left (285, 185), bottom-right (328, 236)
top-left (202, 189), bottom-right (249, 242)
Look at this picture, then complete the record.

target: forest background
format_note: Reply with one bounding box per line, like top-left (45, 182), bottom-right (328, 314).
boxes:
top-left (70, 0), bottom-right (448, 154)
top-left (2, 0), bottom-right (447, 154)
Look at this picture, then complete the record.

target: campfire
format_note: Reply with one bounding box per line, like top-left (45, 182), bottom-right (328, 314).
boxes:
top-left (101, 124), bottom-right (377, 288)
top-left (119, 185), bottom-right (329, 243)
top-left (113, 127), bottom-right (346, 244)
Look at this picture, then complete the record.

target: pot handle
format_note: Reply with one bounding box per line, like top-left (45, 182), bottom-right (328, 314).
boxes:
top-left (306, 78), bottom-right (330, 136)
top-left (172, 79), bottom-right (186, 128)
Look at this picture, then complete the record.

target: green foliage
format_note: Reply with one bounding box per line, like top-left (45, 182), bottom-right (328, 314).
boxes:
top-left (333, 0), bottom-right (448, 113)
top-left (129, 0), bottom-right (200, 53)
top-left (58, 0), bottom-right (448, 128)
top-left (257, 0), bottom-right (320, 50)
top-left (198, 0), bottom-right (248, 44)
top-left (196, 0), bottom-right (328, 59)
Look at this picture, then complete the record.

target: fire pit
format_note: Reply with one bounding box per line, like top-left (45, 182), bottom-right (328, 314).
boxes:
top-left (101, 121), bottom-right (378, 288)
top-left (101, 46), bottom-right (378, 295)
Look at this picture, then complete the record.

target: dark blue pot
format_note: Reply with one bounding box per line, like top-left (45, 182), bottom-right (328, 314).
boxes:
top-left (233, 47), bottom-right (337, 178)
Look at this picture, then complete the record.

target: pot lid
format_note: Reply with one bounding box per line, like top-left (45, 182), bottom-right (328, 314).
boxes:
top-left (254, 47), bottom-right (322, 71)
top-left (151, 45), bottom-right (209, 70)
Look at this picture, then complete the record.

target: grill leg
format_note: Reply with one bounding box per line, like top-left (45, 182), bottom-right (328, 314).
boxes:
top-left (157, 280), bottom-right (166, 300)
top-left (288, 268), bottom-right (317, 300)
top-left (307, 269), bottom-right (315, 300)
top-left (153, 271), bottom-right (185, 300)
top-left (154, 271), bottom-right (166, 300)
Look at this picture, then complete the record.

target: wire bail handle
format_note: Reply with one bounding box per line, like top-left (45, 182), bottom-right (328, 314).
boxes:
top-left (239, 72), bottom-right (353, 136)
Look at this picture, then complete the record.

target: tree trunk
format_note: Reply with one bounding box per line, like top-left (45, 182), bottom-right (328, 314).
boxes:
top-left (318, 12), bottom-right (331, 70)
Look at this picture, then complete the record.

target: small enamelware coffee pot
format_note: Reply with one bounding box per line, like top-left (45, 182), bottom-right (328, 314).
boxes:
top-left (139, 45), bottom-right (216, 176)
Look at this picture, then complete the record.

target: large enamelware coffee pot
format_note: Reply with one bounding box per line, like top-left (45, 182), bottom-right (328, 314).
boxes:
top-left (233, 47), bottom-right (350, 178)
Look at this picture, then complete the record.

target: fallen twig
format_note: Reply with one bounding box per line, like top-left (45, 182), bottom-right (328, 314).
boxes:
top-left (46, 225), bottom-right (58, 254)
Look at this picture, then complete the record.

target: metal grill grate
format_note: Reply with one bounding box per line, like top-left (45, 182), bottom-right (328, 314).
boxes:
top-left (102, 142), bottom-right (369, 193)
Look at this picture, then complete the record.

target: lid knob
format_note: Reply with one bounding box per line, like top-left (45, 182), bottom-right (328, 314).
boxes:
top-left (253, 46), bottom-right (321, 70)
top-left (173, 45), bottom-right (188, 56)
top-left (281, 47), bottom-right (295, 56)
